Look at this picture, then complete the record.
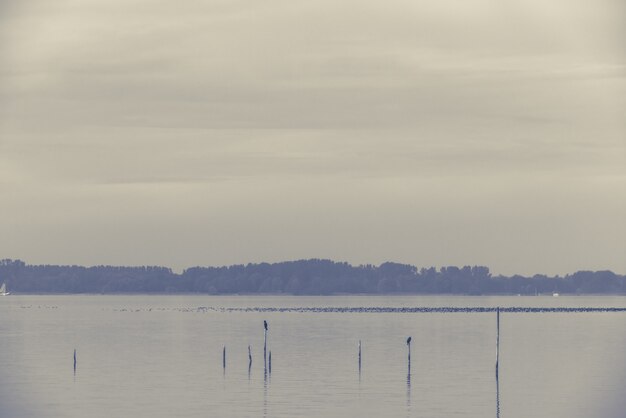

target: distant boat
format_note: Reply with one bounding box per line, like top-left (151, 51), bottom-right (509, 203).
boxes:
top-left (552, 292), bottom-right (559, 297)
top-left (0, 282), bottom-right (9, 296)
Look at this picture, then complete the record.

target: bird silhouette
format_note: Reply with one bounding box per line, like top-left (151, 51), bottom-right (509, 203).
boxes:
top-left (406, 336), bottom-right (412, 345)
top-left (264, 320), bottom-right (268, 331)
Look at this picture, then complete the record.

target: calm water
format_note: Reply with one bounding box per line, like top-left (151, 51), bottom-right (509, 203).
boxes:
top-left (1, 295), bottom-right (625, 418)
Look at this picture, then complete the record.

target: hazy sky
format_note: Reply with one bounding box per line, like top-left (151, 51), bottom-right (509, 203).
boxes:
top-left (1, 0), bottom-right (624, 275)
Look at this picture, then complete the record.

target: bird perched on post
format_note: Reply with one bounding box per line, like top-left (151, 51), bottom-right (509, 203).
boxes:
top-left (264, 320), bottom-right (268, 331)
top-left (406, 336), bottom-right (412, 345)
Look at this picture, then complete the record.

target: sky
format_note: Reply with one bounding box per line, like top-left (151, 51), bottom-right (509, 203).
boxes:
top-left (1, 0), bottom-right (624, 275)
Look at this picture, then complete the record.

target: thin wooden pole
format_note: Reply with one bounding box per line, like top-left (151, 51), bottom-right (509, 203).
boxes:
top-left (264, 321), bottom-right (268, 360)
top-left (495, 307), bottom-right (501, 417)
top-left (496, 307), bottom-right (500, 379)
top-left (358, 340), bottom-right (362, 372)
top-left (248, 345), bottom-right (252, 378)
top-left (406, 336), bottom-right (412, 397)
top-left (268, 351), bottom-right (272, 374)
top-left (73, 349), bottom-right (77, 370)
top-left (223, 346), bottom-right (226, 370)
top-left (406, 337), bottom-right (412, 367)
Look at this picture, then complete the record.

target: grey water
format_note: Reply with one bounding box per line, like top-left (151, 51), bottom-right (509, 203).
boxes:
top-left (1, 295), bottom-right (626, 418)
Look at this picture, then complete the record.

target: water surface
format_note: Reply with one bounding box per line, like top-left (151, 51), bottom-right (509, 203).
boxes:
top-left (2, 295), bottom-right (625, 417)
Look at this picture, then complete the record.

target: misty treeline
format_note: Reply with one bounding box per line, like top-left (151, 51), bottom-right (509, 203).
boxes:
top-left (1, 259), bottom-right (624, 295)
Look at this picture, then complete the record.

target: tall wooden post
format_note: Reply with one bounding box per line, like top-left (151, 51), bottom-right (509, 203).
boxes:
top-left (406, 337), bottom-right (412, 367)
top-left (248, 345), bottom-right (252, 378)
top-left (496, 307), bottom-right (500, 379)
top-left (264, 321), bottom-right (268, 364)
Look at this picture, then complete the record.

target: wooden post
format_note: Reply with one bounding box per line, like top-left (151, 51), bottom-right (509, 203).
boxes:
top-left (406, 337), bottom-right (412, 367)
top-left (248, 345), bottom-right (252, 378)
top-left (269, 351), bottom-right (272, 374)
top-left (223, 346), bottom-right (226, 370)
top-left (495, 307), bottom-right (501, 417)
top-left (406, 337), bottom-right (412, 393)
top-left (358, 340), bottom-right (361, 372)
top-left (73, 349), bottom-right (77, 370)
top-left (263, 320), bottom-right (268, 365)
top-left (496, 307), bottom-right (500, 379)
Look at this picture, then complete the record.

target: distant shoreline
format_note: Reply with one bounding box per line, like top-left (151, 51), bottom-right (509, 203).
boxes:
top-left (2, 259), bottom-right (625, 296)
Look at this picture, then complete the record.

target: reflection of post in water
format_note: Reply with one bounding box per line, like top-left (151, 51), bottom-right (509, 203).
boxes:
top-left (358, 340), bottom-right (362, 379)
top-left (406, 347), bottom-right (411, 414)
top-left (406, 336), bottom-right (412, 412)
top-left (263, 349), bottom-right (269, 418)
top-left (406, 364), bottom-right (411, 406)
top-left (263, 370), bottom-right (268, 417)
top-left (264, 349), bottom-right (268, 383)
top-left (496, 371), bottom-right (500, 418)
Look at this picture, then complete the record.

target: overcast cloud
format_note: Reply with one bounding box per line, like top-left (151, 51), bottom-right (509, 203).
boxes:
top-left (1, 0), bottom-right (624, 275)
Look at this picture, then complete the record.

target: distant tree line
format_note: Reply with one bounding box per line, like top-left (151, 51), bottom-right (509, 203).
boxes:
top-left (1, 259), bottom-right (624, 295)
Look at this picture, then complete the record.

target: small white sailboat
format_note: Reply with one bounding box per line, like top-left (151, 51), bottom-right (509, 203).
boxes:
top-left (0, 282), bottom-right (10, 296)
